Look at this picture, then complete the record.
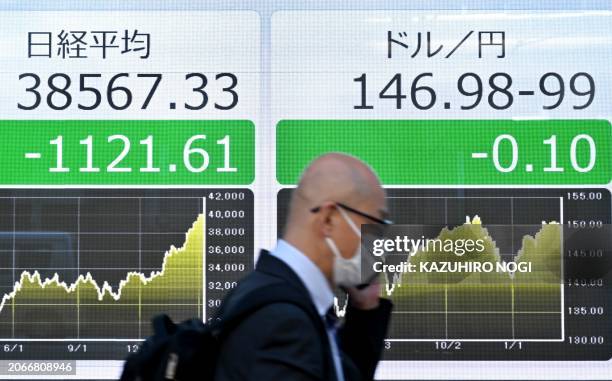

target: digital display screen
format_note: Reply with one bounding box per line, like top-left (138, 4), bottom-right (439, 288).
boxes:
top-left (0, 1), bottom-right (610, 380)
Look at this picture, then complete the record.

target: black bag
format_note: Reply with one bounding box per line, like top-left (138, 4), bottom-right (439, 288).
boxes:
top-left (120, 284), bottom-right (319, 381)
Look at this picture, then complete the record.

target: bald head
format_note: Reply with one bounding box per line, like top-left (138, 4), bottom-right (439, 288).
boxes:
top-left (297, 153), bottom-right (378, 203)
top-left (286, 153), bottom-right (385, 233)
top-left (286, 153), bottom-right (385, 235)
top-left (281, 153), bottom-right (386, 285)
top-left (283, 153), bottom-right (386, 284)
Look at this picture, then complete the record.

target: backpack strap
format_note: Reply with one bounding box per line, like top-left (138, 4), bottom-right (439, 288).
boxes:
top-left (151, 314), bottom-right (177, 338)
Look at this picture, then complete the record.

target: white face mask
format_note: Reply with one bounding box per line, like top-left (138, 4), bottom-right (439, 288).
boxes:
top-left (325, 207), bottom-right (376, 288)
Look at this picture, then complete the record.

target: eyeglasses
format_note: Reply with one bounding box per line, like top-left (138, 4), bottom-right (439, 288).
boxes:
top-left (310, 202), bottom-right (393, 226)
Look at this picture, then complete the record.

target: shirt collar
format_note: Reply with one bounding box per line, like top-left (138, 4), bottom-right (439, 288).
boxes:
top-left (269, 239), bottom-right (334, 317)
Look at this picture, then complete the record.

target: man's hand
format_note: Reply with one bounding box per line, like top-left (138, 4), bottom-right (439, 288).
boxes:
top-left (345, 281), bottom-right (381, 310)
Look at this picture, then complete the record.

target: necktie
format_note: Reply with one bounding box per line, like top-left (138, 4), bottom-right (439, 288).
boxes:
top-left (325, 306), bottom-right (339, 330)
top-left (325, 307), bottom-right (345, 381)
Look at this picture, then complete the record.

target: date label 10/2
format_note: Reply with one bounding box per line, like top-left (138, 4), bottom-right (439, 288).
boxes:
top-left (40, 134), bottom-right (236, 174)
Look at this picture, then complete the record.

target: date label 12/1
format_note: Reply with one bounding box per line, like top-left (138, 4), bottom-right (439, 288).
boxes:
top-left (0, 120), bottom-right (254, 185)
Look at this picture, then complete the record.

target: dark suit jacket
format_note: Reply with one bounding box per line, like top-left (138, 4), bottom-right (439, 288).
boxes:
top-left (214, 250), bottom-right (392, 381)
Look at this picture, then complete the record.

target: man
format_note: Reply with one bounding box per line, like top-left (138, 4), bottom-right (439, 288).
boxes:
top-left (214, 153), bottom-right (393, 381)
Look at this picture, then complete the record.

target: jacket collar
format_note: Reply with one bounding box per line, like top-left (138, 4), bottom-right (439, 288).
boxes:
top-left (267, 240), bottom-right (334, 317)
top-left (256, 249), bottom-right (308, 292)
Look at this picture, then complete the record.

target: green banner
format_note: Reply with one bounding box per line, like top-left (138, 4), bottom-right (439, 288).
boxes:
top-left (0, 120), bottom-right (254, 185)
top-left (277, 120), bottom-right (611, 185)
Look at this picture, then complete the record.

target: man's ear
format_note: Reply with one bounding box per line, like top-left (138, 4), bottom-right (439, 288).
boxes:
top-left (319, 201), bottom-right (336, 236)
